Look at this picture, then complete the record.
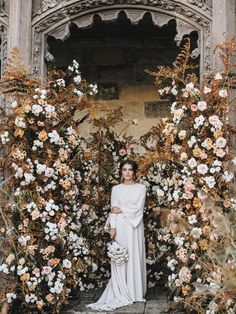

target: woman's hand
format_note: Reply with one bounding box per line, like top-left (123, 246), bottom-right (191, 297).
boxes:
top-left (109, 228), bottom-right (116, 239)
top-left (111, 206), bottom-right (122, 214)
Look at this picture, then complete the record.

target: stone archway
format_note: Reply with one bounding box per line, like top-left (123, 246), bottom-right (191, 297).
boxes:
top-left (32, 0), bottom-right (212, 77)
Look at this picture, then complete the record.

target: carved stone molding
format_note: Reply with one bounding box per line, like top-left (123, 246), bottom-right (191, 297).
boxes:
top-left (32, 0), bottom-right (212, 76)
top-left (0, 17), bottom-right (8, 75)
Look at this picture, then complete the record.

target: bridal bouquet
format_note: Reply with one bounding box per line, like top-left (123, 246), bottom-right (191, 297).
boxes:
top-left (107, 240), bottom-right (129, 265)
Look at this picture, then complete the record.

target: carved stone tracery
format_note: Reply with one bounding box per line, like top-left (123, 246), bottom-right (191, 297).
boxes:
top-left (32, 0), bottom-right (212, 76)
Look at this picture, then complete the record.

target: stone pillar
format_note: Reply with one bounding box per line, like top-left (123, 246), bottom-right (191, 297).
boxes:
top-left (8, 0), bottom-right (32, 67)
top-left (212, 0), bottom-right (236, 70)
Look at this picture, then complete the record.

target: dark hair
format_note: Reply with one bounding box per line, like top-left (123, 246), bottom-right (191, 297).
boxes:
top-left (119, 159), bottom-right (138, 178)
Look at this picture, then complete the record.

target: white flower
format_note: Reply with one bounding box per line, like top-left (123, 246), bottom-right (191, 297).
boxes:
top-left (209, 115), bottom-right (223, 129)
top-left (89, 83), bottom-right (98, 95)
top-left (55, 78), bottom-right (65, 87)
top-left (74, 88), bottom-right (83, 97)
top-left (204, 86), bottom-right (212, 94)
top-left (194, 115), bottom-right (205, 129)
top-left (45, 167), bottom-right (54, 177)
top-left (11, 101), bottom-right (17, 108)
top-left (197, 101), bottom-right (207, 111)
top-left (204, 176), bottom-right (216, 188)
top-left (188, 214), bottom-right (197, 225)
top-left (167, 259), bottom-right (178, 271)
top-left (187, 136), bottom-right (197, 148)
top-left (219, 89), bottom-right (228, 98)
top-left (156, 188), bottom-right (164, 197)
top-left (178, 130), bottom-right (186, 140)
top-left (171, 85), bottom-right (178, 95)
top-left (0, 263), bottom-right (9, 274)
top-left (197, 163), bottom-right (208, 175)
top-left (215, 137), bottom-right (227, 148)
top-left (36, 163), bottom-right (47, 174)
top-left (191, 227), bottom-right (202, 239)
top-left (15, 117), bottom-right (26, 128)
top-left (48, 130), bottom-right (61, 144)
top-left (24, 173), bottom-right (35, 183)
top-left (73, 75), bottom-right (82, 84)
top-left (6, 293), bottom-right (17, 303)
top-left (222, 171), bottom-right (234, 182)
top-left (232, 157), bottom-right (236, 165)
top-left (45, 104), bottom-right (55, 113)
top-left (63, 259), bottom-right (72, 269)
top-left (25, 293), bottom-right (38, 304)
top-left (32, 104), bottom-right (43, 116)
top-left (214, 73), bottom-right (223, 80)
top-left (73, 60), bottom-right (79, 69)
top-left (188, 158), bottom-right (197, 169)
top-left (179, 266), bottom-right (192, 283)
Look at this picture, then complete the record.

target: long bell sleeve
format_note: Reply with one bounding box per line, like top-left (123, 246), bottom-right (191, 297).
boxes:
top-left (121, 185), bottom-right (146, 228)
top-left (109, 186), bottom-right (119, 228)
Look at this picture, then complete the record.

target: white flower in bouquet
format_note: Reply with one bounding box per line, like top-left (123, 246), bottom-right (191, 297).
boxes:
top-left (197, 164), bottom-right (208, 175)
top-left (6, 292), bottom-right (17, 303)
top-left (32, 104), bottom-right (43, 116)
top-left (215, 137), bottom-right (227, 148)
top-left (218, 89), bottom-right (228, 98)
top-left (194, 115), bottom-right (205, 129)
top-left (188, 157), bottom-right (197, 169)
top-left (204, 86), bottom-right (211, 94)
top-left (15, 116), bottom-right (26, 128)
top-left (63, 259), bottom-right (72, 269)
top-left (222, 171), bottom-right (234, 182)
top-left (209, 115), bottom-right (223, 129)
top-left (188, 214), bottom-right (197, 225)
top-left (197, 101), bottom-right (207, 111)
top-left (107, 240), bottom-right (128, 265)
top-left (204, 176), bottom-right (216, 188)
top-left (214, 73), bottom-right (223, 80)
top-left (190, 227), bottom-right (202, 239)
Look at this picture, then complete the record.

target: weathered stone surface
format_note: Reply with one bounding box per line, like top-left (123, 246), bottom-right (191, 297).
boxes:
top-left (61, 287), bottom-right (169, 314)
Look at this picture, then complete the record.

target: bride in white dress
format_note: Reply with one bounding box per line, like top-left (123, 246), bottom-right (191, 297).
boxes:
top-left (87, 160), bottom-right (147, 311)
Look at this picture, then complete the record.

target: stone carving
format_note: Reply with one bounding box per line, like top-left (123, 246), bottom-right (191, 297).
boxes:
top-left (32, 0), bottom-right (212, 76)
top-left (41, 0), bottom-right (59, 12)
top-left (0, 24), bottom-right (8, 75)
top-left (0, 0), bottom-right (8, 17)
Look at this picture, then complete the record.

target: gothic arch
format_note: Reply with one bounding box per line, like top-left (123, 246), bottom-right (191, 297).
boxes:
top-left (32, 0), bottom-right (212, 77)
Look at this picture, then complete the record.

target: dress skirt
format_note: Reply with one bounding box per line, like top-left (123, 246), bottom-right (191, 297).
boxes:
top-left (87, 213), bottom-right (147, 311)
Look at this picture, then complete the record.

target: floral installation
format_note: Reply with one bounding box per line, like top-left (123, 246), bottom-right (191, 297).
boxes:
top-left (1, 38), bottom-right (236, 314)
top-left (139, 38), bottom-right (236, 313)
top-left (0, 49), bottom-right (100, 313)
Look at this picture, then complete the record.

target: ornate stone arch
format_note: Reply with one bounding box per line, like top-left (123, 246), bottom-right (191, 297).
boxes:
top-left (32, 0), bottom-right (212, 77)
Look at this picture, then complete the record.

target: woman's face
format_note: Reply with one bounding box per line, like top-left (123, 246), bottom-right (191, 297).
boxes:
top-left (122, 163), bottom-right (134, 181)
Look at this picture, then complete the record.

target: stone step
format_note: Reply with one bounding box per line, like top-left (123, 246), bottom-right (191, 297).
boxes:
top-left (60, 287), bottom-right (172, 314)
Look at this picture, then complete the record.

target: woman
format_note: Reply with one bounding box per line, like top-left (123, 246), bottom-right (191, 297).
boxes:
top-left (87, 159), bottom-right (147, 311)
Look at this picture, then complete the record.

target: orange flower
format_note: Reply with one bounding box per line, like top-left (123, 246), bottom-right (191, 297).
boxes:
top-left (38, 130), bottom-right (48, 142)
top-left (20, 273), bottom-right (30, 282)
top-left (45, 294), bottom-right (54, 302)
top-left (36, 300), bottom-right (44, 309)
top-left (48, 258), bottom-right (60, 266)
top-left (193, 148), bottom-right (202, 158)
top-left (182, 285), bottom-right (191, 296)
top-left (202, 225), bottom-right (211, 235)
top-left (14, 128), bottom-right (24, 137)
top-left (193, 197), bottom-right (201, 208)
top-left (199, 239), bottom-right (209, 250)
top-left (214, 130), bottom-right (223, 139)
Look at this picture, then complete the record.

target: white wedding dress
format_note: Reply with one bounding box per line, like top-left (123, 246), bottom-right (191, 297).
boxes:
top-left (87, 183), bottom-right (147, 311)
